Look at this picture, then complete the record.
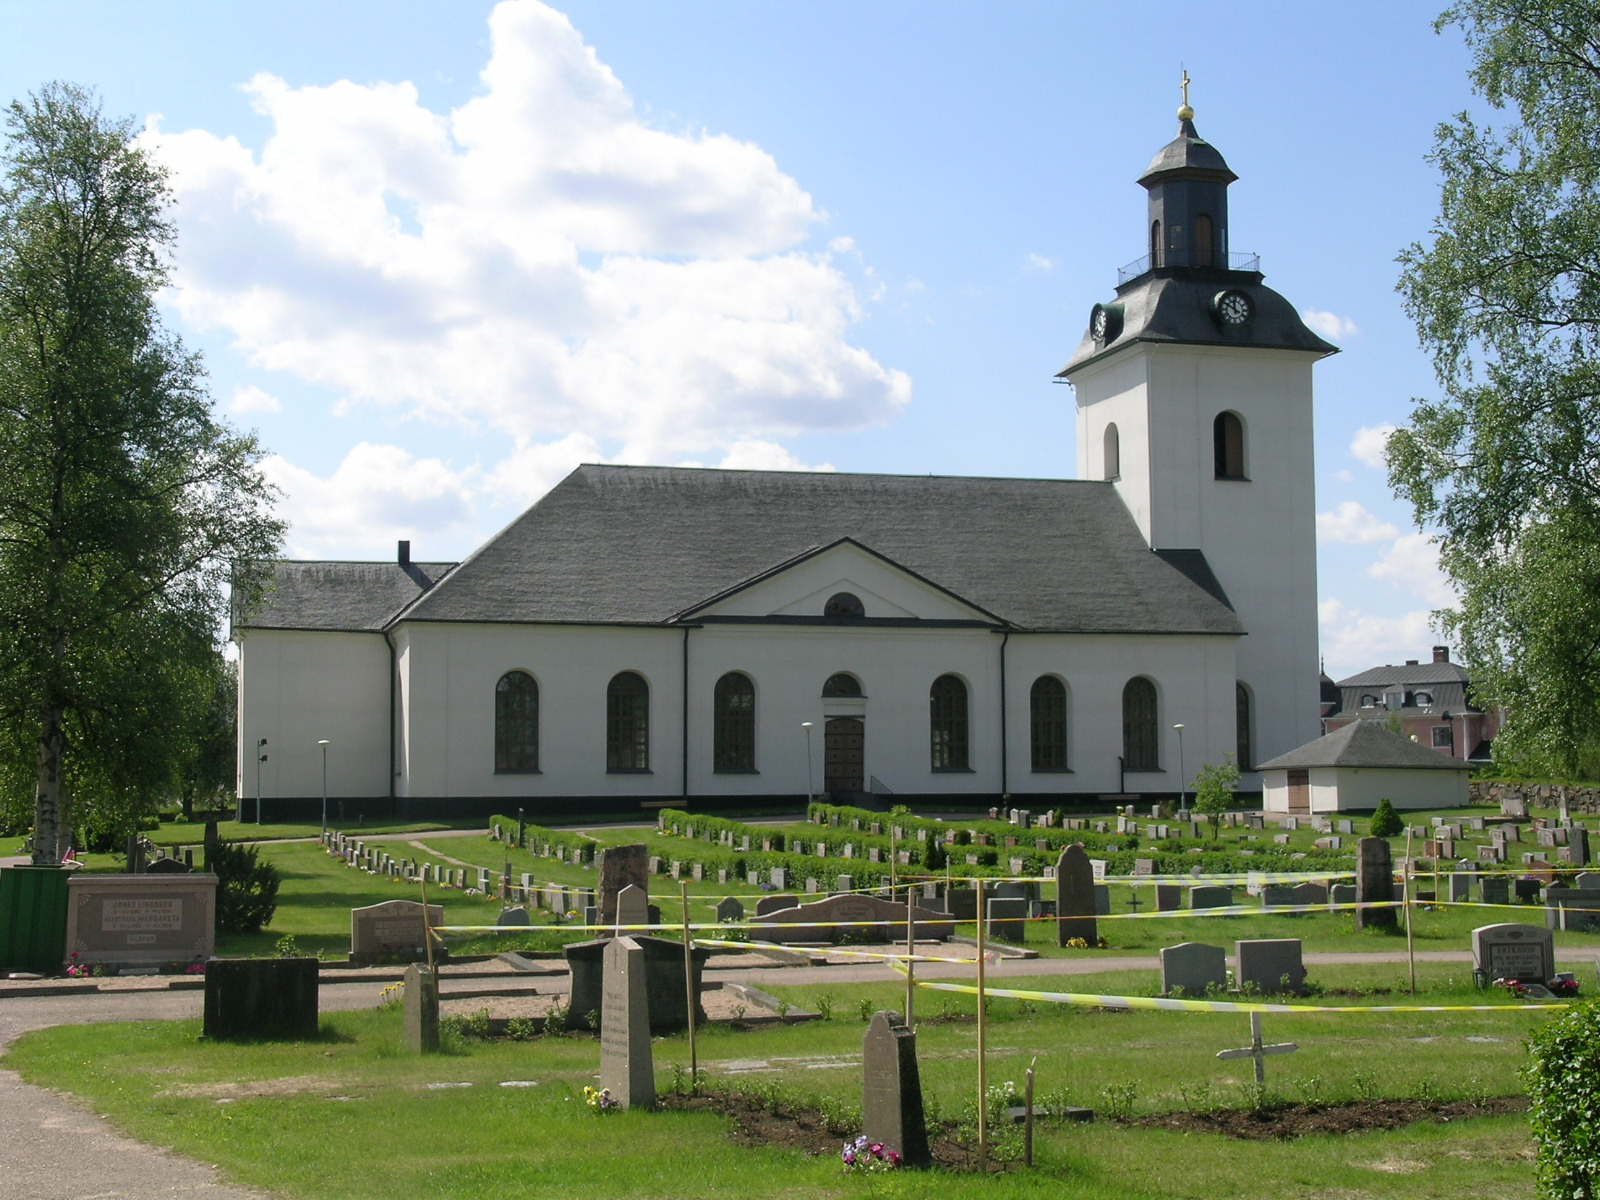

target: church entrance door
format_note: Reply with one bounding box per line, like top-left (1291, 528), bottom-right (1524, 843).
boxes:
top-left (824, 717), bottom-right (864, 796)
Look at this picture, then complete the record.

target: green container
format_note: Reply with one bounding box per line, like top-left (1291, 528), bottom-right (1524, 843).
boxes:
top-left (0, 866), bottom-right (71, 975)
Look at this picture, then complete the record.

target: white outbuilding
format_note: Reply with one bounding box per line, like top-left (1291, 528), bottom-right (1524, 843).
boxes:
top-left (1257, 721), bottom-right (1471, 814)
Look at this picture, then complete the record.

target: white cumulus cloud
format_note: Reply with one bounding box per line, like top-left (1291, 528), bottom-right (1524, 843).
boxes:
top-left (228, 384), bottom-right (283, 415)
top-left (1318, 598), bottom-right (1438, 679)
top-left (264, 443), bottom-right (480, 559)
top-left (147, 0), bottom-right (909, 465)
top-left (1350, 423), bottom-right (1397, 471)
top-left (1368, 531), bottom-right (1455, 607)
top-left (1023, 252), bottom-right (1053, 272)
top-left (1302, 309), bottom-right (1359, 340)
top-left (1317, 501), bottom-right (1400, 545)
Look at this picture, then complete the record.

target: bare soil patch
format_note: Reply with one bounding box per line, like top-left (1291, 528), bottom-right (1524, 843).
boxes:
top-left (1133, 1095), bottom-right (1527, 1140)
top-left (658, 1090), bottom-right (997, 1171)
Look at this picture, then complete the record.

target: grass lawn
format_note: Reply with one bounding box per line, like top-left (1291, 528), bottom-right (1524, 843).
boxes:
top-left (4, 962), bottom-right (1550, 1199)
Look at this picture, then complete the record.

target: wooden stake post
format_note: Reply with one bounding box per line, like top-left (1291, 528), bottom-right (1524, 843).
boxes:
top-left (681, 880), bottom-right (698, 1093)
top-left (975, 876), bottom-right (987, 1154)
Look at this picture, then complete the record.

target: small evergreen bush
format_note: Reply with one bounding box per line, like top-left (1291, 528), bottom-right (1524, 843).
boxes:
top-left (1527, 998), bottom-right (1600, 1198)
top-left (1369, 798), bottom-right (1403, 838)
top-left (210, 841), bottom-right (281, 933)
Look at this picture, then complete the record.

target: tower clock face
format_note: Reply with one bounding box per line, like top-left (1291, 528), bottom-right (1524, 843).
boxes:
top-left (1091, 304), bottom-right (1109, 342)
top-left (1217, 290), bottom-right (1254, 326)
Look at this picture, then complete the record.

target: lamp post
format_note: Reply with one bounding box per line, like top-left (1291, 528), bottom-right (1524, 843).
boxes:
top-left (801, 721), bottom-right (815, 805)
top-left (1173, 724), bottom-right (1187, 817)
top-left (255, 738), bottom-right (268, 824)
top-left (318, 739), bottom-right (330, 836)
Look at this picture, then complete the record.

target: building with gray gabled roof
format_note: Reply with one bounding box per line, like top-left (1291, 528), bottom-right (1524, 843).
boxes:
top-left (1258, 720), bottom-right (1471, 814)
top-left (233, 106), bottom-right (1333, 820)
top-left (1321, 645), bottom-right (1500, 764)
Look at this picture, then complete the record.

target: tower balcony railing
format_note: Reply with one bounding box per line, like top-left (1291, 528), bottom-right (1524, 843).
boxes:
top-left (1116, 250), bottom-right (1261, 285)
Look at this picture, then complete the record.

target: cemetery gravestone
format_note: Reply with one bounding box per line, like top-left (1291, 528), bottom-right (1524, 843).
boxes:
top-left (203, 958), bottom-right (319, 1041)
top-left (1161, 942), bottom-right (1227, 995)
top-left (614, 884), bottom-right (649, 935)
top-left (1472, 923), bottom-right (1554, 983)
top-left (1447, 874), bottom-right (1472, 904)
top-left (1154, 883), bottom-right (1182, 912)
top-left (1236, 939), bottom-right (1306, 994)
top-left (1546, 887), bottom-right (1600, 933)
top-left (350, 899), bottom-right (443, 964)
top-left (497, 907), bottom-right (531, 928)
top-left (1056, 845), bottom-right (1098, 946)
top-left (755, 894), bottom-right (799, 917)
top-left (1481, 876), bottom-right (1510, 906)
top-left (1355, 837), bottom-right (1396, 932)
top-left (861, 1011), bottom-right (932, 1168)
top-left (1189, 884), bottom-right (1233, 910)
top-left (986, 897), bottom-right (1027, 944)
top-left (600, 937), bottom-right (655, 1109)
top-left (564, 936), bottom-right (711, 1034)
top-left (64, 873), bottom-right (218, 967)
top-left (716, 896), bottom-right (746, 925)
top-left (402, 962), bottom-right (439, 1053)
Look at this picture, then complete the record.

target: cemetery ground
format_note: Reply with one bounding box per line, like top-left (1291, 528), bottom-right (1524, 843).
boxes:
top-left (6, 799), bottom-right (1597, 1197)
top-left (4, 963), bottom-right (1545, 1200)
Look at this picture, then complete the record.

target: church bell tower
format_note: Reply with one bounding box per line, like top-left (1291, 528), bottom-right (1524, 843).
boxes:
top-left (1057, 89), bottom-right (1337, 773)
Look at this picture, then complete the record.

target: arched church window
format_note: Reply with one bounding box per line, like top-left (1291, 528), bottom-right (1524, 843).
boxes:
top-left (822, 673), bottom-right (863, 697)
top-left (1103, 423), bottom-right (1120, 480)
top-left (1030, 676), bottom-right (1069, 771)
top-left (930, 674), bottom-right (969, 771)
top-left (606, 671), bottom-right (649, 772)
top-left (824, 592), bottom-right (865, 618)
top-left (1214, 411), bottom-right (1246, 479)
top-left (1122, 677), bottom-right (1158, 771)
top-left (1195, 214), bottom-right (1214, 267)
top-left (495, 671), bottom-right (539, 773)
top-left (713, 672), bottom-right (755, 772)
top-left (1236, 681), bottom-right (1253, 770)
top-left (1150, 219), bottom-right (1162, 268)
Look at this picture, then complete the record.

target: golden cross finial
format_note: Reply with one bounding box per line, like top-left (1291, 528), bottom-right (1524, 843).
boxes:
top-left (1178, 69), bottom-right (1194, 121)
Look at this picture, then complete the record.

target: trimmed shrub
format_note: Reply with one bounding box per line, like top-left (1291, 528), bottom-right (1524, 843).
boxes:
top-left (211, 841), bottom-right (281, 933)
top-left (1527, 998), bottom-right (1600, 1198)
top-left (1369, 798), bottom-right (1403, 838)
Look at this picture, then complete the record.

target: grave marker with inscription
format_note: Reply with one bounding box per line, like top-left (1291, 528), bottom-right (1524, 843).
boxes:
top-left (599, 937), bottom-right (655, 1109)
top-left (350, 899), bottom-right (442, 964)
top-left (1472, 923), bottom-right (1554, 983)
top-left (65, 874), bottom-right (217, 966)
top-left (861, 1011), bottom-right (931, 1168)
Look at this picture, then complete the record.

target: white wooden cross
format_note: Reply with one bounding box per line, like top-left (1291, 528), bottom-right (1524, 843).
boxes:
top-left (1216, 1012), bottom-right (1298, 1084)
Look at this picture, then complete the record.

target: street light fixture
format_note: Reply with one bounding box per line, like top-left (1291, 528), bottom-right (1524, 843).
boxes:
top-left (1173, 723), bottom-right (1187, 817)
top-left (255, 738), bottom-right (268, 825)
top-left (318, 739), bottom-right (331, 836)
top-left (801, 721), bottom-right (815, 805)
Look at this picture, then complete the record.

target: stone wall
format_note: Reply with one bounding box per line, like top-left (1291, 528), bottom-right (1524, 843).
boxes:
top-left (1470, 781), bottom-right (1600, 814)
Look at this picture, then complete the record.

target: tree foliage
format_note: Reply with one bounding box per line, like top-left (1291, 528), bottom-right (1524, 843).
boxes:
top-left (0, 84), bottom-right (283, 861)
top-left (1191, 755), bottom-right (1240, 838)
top-left (1526, 998), bottom-right (1600, 1198)
top-left (1392, 1), bottom-right (1600, 776)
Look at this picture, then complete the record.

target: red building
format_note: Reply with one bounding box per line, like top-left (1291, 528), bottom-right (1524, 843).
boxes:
top-left (1321, 646), bottom-right (1500, 764)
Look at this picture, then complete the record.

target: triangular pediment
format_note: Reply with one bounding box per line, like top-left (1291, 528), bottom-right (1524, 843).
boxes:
top-left (674, 538), bottom-right (1000, 624)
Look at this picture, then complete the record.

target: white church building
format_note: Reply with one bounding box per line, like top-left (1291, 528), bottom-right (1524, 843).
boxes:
top-left (234, 107), bottom-right (1336, 820)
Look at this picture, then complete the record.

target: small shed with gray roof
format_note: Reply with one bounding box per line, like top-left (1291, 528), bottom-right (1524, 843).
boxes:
top-left (1256, 721), bottom-right (1470, 814)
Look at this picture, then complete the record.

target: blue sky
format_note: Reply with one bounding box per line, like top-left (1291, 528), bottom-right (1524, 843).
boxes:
top-left (0, 1), bottom-right (1478, 677)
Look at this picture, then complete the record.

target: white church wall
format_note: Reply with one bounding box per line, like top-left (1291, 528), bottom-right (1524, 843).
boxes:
top-left (1003, 633), bottom-right (1239, 796)
top-left (685, 623), bottom-right (1002, 798)
top-left (396, 622), bottom-right (684, 802)
top-left (235, 629), bottom-right (391, 802)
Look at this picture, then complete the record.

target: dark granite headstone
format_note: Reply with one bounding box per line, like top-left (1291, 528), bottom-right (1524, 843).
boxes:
top-left (1355, 836), bottom-right (1396, 932)
top-left (203, 958), bottom-right (319, 1040)
top-left (1055, 844), bottom-right (1097, 946)
top-left (1236, 939), bottom-right (1306, 994)
top-left (597, 844), bottom-right (650, 926)
top-left (563, 935), bottom-right (710, 1033)
top-left (861, 1010), bottom-right (931, 1168)
top-left (1160, 942), bottom-right (1227, 994)
top-left (985, 897), bottom-right (1027, 944)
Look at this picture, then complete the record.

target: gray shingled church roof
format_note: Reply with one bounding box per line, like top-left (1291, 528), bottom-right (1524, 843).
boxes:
top-left (240, 561), bottom-right (458, 632)
top-left (377, 465), bottom-right (1242, 634)
top-left (1256, 721), bottom-right (1469, 773)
